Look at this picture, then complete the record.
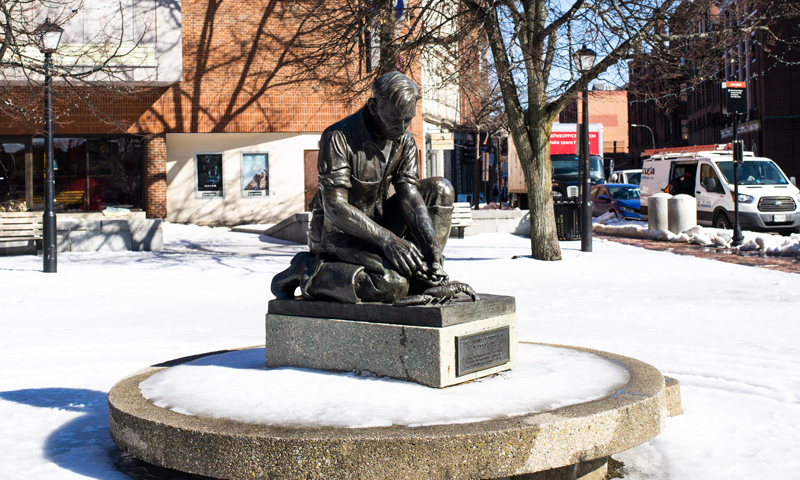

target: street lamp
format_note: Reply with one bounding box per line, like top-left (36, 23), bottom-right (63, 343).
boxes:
top-left (573, 45), bottom-right (596, 253)
top-left (34, 18), bottom-right (63, 273)
top-left (630, 123), bottom-right (656, 152)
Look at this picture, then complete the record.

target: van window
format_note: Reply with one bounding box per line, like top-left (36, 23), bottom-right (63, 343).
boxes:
top-left (716, 160), bottom-right (789, 185)
top-left (667, 163), bottom-right (697, 196)
top-left (551, 155), bottom-right (604, 182)
top-left (700, 164), bottom-right (723, 192)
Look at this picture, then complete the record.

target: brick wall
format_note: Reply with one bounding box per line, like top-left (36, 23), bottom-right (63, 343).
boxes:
top-left (0, 0), bottom-right (377, 137)
top-left (0, 0), bottom-right (426, 151)
top-left (143, 135), bottom-right (167, 218)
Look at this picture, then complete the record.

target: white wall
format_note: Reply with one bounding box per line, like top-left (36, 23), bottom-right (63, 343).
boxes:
top-left (166, 133), bottom-right (320, 226)
top-left (56, 0), bottom-right (182, 84)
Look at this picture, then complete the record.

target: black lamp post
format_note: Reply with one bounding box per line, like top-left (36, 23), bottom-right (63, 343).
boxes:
top-left (630, 123), bottom-right (656, 152)
top-left (34, 19), bottom-right (63, 273)
top-left (573, 45), bottom-right (596, 253)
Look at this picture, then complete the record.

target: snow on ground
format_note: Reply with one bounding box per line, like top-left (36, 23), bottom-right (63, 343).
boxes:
top-left (2, 223), bottom-right (800, 479)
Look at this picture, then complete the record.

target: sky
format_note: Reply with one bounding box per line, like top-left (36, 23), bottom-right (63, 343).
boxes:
top-left (1, 222), bottom-right (799, 479)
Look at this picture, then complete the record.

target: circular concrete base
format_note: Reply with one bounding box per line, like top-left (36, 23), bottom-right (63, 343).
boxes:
top-left (108, 342), bottom-right (670, 480)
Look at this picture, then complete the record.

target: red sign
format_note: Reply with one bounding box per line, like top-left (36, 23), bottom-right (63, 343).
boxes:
top-left (550, 131), bottom-right (600, 155)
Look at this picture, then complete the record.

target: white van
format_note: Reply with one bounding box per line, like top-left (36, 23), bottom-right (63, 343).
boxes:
top-left (610, 169), bottom-right (641, 185)
top-left (640, 144), bottom-right (800, 234)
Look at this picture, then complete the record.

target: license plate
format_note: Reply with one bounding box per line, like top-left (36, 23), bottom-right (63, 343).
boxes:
top-left (774, 214), bottom-right (787, 222)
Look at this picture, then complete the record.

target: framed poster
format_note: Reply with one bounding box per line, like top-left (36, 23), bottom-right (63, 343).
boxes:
top-left (195, 152), bottom-right (224, 198)
top-left (241, 152), bottom-right (269, 197)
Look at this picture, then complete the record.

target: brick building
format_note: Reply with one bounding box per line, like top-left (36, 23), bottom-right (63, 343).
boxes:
top-left (559, 86), bottom-right (630, 170)
top-left (627, 12), bottom-right (800, 179)
top-left (0, 0), bottom-right (425, 225)
top-left (626, 59), bottom-right (690, 166)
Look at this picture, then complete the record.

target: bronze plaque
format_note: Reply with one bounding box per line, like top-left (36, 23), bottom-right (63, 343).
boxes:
top-left (456, 327), bottom-right (510, 376)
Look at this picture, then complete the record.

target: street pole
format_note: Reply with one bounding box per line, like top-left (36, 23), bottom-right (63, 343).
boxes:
top-left (573, 45), bottom-right (596, 252)
top-left (43, 50), bottom-right (57, 273)
top-left (732, 114), bottom-right (744, 246)
top-left (631, 124), bottom-right (655, 152)
top-left (580, 87), bottom-right (592, 252)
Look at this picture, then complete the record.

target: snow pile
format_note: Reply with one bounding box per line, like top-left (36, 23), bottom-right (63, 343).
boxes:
top-left (139, 344), bottom-right (629, 428)
top-left (593, 218), bottom-right (800, 255)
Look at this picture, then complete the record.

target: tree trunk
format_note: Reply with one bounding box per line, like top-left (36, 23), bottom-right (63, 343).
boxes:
top-left (473, 131), bottom-right (481, 209)
top-left (522, 111), bottom-right (561, 261)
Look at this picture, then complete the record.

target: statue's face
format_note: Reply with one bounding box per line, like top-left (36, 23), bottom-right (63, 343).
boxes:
top-left (372, 97), bottom-right (416, 141)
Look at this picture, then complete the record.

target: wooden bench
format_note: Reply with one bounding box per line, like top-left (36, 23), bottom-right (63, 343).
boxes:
top-left (0, 212), bottom-right (44, 252)
top-left (450, 202), bottom-right (479, 239)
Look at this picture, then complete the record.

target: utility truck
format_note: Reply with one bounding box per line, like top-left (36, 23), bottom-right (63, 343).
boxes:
top-left (640, 144), bottom-right (800, 234)
top-left (508, 123), bottom-right (607, 201)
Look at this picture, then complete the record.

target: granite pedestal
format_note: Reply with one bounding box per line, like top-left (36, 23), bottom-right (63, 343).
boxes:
top-left (266, 294), bottom-right (517, 388)
top-left (108, 343), bottom-right (679, 480)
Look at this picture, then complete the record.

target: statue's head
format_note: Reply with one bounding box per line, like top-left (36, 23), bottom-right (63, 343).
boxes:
top-left (368, 72), bottom-right (420, 141)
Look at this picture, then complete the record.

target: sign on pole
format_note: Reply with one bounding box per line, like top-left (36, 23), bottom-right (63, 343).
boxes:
top-left (722, 82), bottom-right (747, 115)
top-left (431, 133), bottom-right (454, 150)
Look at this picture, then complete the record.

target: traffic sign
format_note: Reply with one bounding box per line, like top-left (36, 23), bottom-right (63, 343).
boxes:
top-left (722, 81), bottom-right (747, 115)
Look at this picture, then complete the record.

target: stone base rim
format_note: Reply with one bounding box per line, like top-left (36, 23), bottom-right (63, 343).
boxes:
top-left (108, 342), bottom-right (670, 480)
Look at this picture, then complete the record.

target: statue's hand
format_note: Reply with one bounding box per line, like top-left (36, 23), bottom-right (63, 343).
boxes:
top-left (383, 238), bottom-right (426, 277)
top-left (427, 247), bottom-right (444, 274)
top-left (417, 266), bottom-right (448, 287)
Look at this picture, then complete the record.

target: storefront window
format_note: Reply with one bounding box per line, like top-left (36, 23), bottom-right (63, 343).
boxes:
top-left (0, 141), bottom-right (27, 206)
top-left (0, 136), bottom-right (142, 211)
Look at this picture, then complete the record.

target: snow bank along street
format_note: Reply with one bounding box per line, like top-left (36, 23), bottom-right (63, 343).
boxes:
top-left (1, 223), bottom-right (799, 479)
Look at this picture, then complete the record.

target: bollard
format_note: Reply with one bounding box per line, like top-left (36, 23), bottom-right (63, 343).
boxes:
top-left (668, 194), bottom-right (697, 234)
top-left (648, 192), bottom-right (672, 231)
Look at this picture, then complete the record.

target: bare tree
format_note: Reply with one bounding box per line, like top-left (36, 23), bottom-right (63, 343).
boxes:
top-left (277, 0), bottom-right (799, 260)
top-left (456, 61), bottom-right (506, 209)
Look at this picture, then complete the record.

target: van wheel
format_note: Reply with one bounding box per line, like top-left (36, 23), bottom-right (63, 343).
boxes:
top-left (714, 212), bottom-right (731, 230)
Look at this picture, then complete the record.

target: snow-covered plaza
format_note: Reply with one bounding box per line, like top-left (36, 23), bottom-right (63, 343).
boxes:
top-left (1, 223), bottom-right (799, 479)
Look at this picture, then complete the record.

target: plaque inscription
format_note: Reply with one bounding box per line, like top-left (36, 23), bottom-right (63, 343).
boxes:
top-left (456, 326), bottom-right (510, 377)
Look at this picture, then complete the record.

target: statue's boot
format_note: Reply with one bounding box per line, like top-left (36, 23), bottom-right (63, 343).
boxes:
top-left (271, 252), bottom-right (315, 299)
top-left (303, 262), bottom-right (364, 304)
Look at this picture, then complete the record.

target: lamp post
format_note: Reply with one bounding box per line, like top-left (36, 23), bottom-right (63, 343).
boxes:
top-left (630, 124), bottom-right (656, 152)
top-left (34, 19), bottom-right (63, 273)
top-left (573, 45), bottom-right (596, 253)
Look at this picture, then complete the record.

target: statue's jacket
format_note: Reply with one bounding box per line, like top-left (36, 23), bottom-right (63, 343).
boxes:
top-left (308, 106), bottom-right (419, 256)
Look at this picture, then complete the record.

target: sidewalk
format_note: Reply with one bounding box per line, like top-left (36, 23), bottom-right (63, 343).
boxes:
top-left (597, 233), bottom-right (800, 274)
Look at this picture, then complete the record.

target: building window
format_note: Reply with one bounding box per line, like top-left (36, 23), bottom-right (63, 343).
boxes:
top-left (681, 119), bottom-right (689, 140)
top-left (241, 152), bottom-right (269, 197)
top-left (195, 152), bottom-right (224, 198)
top-left (1, 136), bottom-right (143, 211)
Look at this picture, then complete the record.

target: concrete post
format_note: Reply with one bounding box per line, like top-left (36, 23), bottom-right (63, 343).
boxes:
top-left (668, 194), bottom-right (697, 234)
top-left (648, 193), bottom-right (672, 232)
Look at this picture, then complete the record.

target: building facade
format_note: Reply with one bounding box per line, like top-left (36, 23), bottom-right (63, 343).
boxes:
top-left (1, 0), bottom-right (427, 225)
top-left (627, 11), bottom-right (800, 179)
top-left (560, 86), bottom-right (631, 170)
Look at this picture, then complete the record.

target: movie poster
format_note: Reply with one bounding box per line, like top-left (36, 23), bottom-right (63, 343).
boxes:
top-left (241, 153), bottom-right (268, 197)
top-left (196, 153), bottom-right (223, 197)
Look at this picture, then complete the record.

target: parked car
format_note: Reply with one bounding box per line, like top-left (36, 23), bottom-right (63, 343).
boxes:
top-left (610, 169), bottom-right (641, 185)
top-left (590, 184), bottom-right (641, 220)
